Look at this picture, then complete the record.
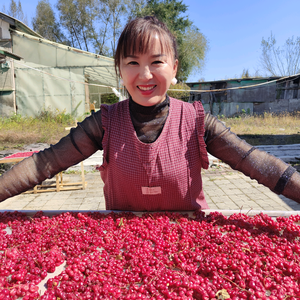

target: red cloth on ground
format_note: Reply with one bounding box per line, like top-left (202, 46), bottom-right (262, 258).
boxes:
top-left (3, 151), bottom-right (39, 159)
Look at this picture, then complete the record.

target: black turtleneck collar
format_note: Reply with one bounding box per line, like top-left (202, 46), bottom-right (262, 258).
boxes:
top-left (128, 95), bottom-right (170, 143)
top-left (129, 95), bottom-right (169, 115)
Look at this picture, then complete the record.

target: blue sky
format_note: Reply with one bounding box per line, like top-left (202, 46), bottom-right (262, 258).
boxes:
top-left (184, 0), bottom-right (300, 82)
top-left (3, 0), bottom-right (300, 82)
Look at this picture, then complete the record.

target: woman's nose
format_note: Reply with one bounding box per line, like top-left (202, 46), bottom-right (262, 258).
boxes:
top-left (139, 66), bottom-right (153, 80)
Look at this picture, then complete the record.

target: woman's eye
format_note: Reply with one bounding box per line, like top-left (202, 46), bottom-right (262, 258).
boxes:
top-left (128, 61), bottom-right (138, 65)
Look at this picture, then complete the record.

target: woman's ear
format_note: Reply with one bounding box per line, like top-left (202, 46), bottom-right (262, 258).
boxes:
top-left (119, 72), bottom-right (124, 86)
top-left (173, 59), bottom-right (178, 77)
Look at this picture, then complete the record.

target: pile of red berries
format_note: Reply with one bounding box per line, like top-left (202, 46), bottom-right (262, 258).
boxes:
top-left (0, 210), bottom-right (300, 299)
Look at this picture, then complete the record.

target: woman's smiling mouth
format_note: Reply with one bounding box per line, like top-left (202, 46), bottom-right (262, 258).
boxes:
top-left (138, 85), bottom-right (156, 91)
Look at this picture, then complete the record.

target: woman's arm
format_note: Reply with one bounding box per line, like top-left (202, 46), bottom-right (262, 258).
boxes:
top-left (204, 113), bottom-right (300, 202)
top-left (0, 112), bottom-right (104, 201)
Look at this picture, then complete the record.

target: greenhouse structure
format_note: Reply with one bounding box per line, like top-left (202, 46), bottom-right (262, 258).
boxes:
top-left (0, 12), bottom-right (119, 118)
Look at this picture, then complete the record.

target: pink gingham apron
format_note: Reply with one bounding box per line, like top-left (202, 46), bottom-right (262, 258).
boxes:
top-left (99, 97), bottom-right (209, 211)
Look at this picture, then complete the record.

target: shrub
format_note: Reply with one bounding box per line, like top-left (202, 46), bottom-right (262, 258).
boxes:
top-left (168, 82), bottom-right (191, 102)
top-left (101, 93), bottom-right (119, 105)
top-left (37, 108), bottom-right (74, 124)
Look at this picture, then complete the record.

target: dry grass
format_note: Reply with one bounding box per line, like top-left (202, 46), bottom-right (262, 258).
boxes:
top-left (222, 112), bottom-right (300, 135)
top-left (0, 111), bottom-right (75, 150)
top-left (0, 111), bottom-right (300, 150)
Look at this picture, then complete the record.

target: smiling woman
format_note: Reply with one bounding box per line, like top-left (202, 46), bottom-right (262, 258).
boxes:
top-left (119, 43), bottom-right (178, 106)
top-left (115, 16), bottom-right (178, 107)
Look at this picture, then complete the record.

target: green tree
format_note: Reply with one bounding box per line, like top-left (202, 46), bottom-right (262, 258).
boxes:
top-left (56, 0), bottom-right (130, 56)
top-left (94, 0), bottom-right (128, 56)
top-left (179, 26), bottom-right (208, 81)
top-left (130, 0), bottom-right (209, 82)
top-left (260, 32), bottom-right (300, 76)
top-left (57, 0), bottom-right (97, 51)
top-left (3, 0), bottom-right (28, 24)
top-left (32, 0), bottom-right (67, 44)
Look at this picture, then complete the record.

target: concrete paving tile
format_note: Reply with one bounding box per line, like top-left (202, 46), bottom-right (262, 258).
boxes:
top-left (242, 206), bottom-right (264, 211)
top-left (41, 205), bottom-right (63, 210)
top-left (81, 198), bottom-right (102, 204)
top-left (23, 205), bottom-right (46, 210)
top-left (53, 192), bottom-right (72, 199)
top-left (221, 188), bottom-right (243, 195)
top-left (250, 182), bottom-right (263, 188)
top-left (0, 199), bottom-right (17, 208)
top-left (98, 203), bottom-right (106, 210)
top-left (206, 176), bottom-right (226, 182)
top-left (4, 198), bottom-right (30, 205)
top-left (202, 181), bottom-right (216, 187)
top-left (272, 206), bottom-right (292, 211)
top-left (212, 197), bottom-right (230, 204)
top-left (202, 183), bottom-right (218, 189)
top-left (1, 203), bottom-right (28, 210)
top-left (215, 203), bottom-right (234, 209)
top-left (79, 204), bottom-right (99, 210)
top-left (255, 186), bottom-right (272, 193)
top-left (205, 189), bottom-right (226, 197)
top-left (9, 195), bottom-right (35, 202)
top-left (273, 200), bottom-right (294, 208)
top-left (233, 183), bottom-right (254, 190)
top-left (27, 199), bottom-right (51, 206)
top-left (60, 199), bottom-right (82, 205)
top-left (262, 192), bottom-right (281, 199)
top-left (59, 204), bottom-right (81, 210)
top-left (215, 180), bottom-right (231, 186)
top-left (240, 189), bottom-right (266, 197)
top-left (261, 198), bottom-right (282, 204)
top-left (230, 180), bottom-right (248, 186)
top-left (229, 194), bottom-right (251, 201)
top-left (86, 192), bottom-right (104, 198)
top-left (223, 174), bottom-right (241, 179)
top-left (32, 194), bottom-right (58, 201)
top-left (69, 191), bottom-right (88, 197)
top-left (259, 205), bottom-right (278, 210)
top-left (207, 204), bottom-right (219, 210)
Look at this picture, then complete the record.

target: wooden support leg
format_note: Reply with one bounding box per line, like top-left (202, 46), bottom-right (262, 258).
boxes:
top-left (81, 162), bottom-right (86, 189)
top-left (56, 174), bottom-right (60, 192)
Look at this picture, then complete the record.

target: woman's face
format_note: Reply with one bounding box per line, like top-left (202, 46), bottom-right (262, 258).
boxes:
top-left (119, 37), bottom-right (178, 106)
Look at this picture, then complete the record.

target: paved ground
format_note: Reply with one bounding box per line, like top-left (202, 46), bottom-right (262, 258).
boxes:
top-left (1, 160), bottom-right (299, 213)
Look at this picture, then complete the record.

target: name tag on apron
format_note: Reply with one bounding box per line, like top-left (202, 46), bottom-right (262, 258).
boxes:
top-left (142, 187), bottom-right (162, 195)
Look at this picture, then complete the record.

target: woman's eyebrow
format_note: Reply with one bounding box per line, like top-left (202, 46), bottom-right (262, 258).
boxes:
top-left (125, 55), bottom-right (139, 59)
top-left (151, 54), bottom-right (166, 58)
top-left (124, 54), bottom-right (167, 59)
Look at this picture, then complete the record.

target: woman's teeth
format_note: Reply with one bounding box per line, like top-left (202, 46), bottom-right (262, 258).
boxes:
top-left (138, 86), bottom-right (155, 91)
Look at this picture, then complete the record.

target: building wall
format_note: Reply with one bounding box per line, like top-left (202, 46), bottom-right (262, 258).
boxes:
top-left (188, 77), bottom-right (300, 117)
top-left (0, 21), bottom-right (16, 117)
top-left (0, 20), bottom-right (10, 39)
top-left (0, 16), bottom-right (117, 118)
top-left (15, 66), bottom-right (85, 117)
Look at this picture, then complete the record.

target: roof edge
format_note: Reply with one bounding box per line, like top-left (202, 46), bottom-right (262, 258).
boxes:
top-left (0, 12), bottom-right (42, 38)
top-left (186, 76), bottom-right (281, 86)
top-left (11, 29), bottom-right (115, 63)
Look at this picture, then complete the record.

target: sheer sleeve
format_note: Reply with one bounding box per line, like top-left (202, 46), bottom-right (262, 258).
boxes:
top-left (0, 111), bottom-right (104, 201)
top-left (204, 112), bottom-right (300, 202)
